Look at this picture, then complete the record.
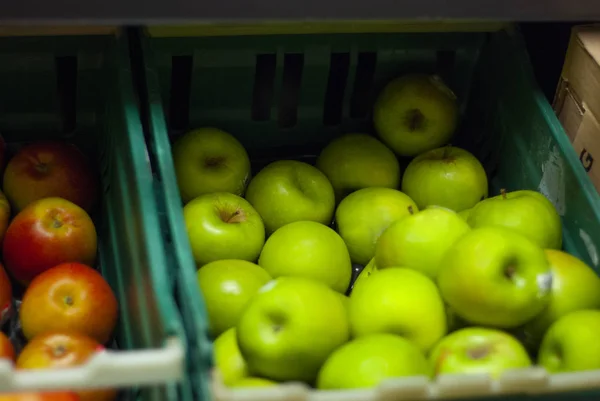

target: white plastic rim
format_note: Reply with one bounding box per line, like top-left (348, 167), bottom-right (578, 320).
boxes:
top-left (0, 336), bottom-right (184, 392)
top-left (212, 367), bottom-right (600, 401)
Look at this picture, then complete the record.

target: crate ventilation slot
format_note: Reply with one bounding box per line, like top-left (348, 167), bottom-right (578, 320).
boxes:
top-left (436, 50), bottom-right (456, 82)
top-left (55, 56), bottom-right (78, 134)
top-left (323, 52), bottom-right (350, 126)
top-left (350, 52), bottom-right (377, 119)
top-left (251, 54), bottom-right (276, 122)
top-left (169, 55), bottom-right (193, 130)
top-left (278, 53), bottom-right (304, 129)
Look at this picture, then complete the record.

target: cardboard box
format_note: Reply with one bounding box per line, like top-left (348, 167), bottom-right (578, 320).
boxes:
top-left (554, 24), bottom-right (600, 192)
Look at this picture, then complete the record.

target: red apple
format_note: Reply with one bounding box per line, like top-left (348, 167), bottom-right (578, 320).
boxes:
top-left (16, 332), bottom-right (116, 401)
top-left (3, 141), bottom-right (98, 213)
top-left (0, 190), bottom-right (11, 245)
top-left (0, 263), bottom-right (13, 327)
top-left (3, 197), bottom-right (97, 285)
top-left (0, 392), bottom-right (79, 401)
top-left (0, 332), bottom-right (15, 362)
top-left (21, 263), bottom-right (118, 344)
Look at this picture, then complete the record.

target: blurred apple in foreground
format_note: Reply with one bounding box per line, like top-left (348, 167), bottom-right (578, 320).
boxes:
top-left (171, 128), bottom-right (251, 203)
top-left (316, 133), bottom-right (400, 203)
top-left (0, 393), bottom-right (80, 401)
top-left (3, 141), bottom-right (98, 213)
top-left (20, 263), bottom-right (118, 344)
top-left (539, 309), bottom-right (600, 373)
top-left (523, 250), bottom-right (600, 347)
top-left (3, 197), bottom-right (97, 284)
top-left (317, 333), bottom-right (430, 390)
top-left (335, 187), bottom-right (417, 265)
top-left (237, 277), bottom-right (349, 383)
top-left (437, 227), bottom-right (552, 328)
top-left (375, 206), bottom-right (470, 279)
top-left (229, 377), bottom-right (277, 388)
top-left (349, 267), bottom-right (446, 353)
top-left (198, 260), bottom-right (271, 338)
top-left (183, 192), bottom-right (265, 267)
top-left (401, 146), bottom-right (488, 212)
top-left (258, 221), bottom-right (352, 293)
top-left (373, 74), bottom-right (459, 157)
top-left (245, 160), bottom-right (335, 234)
top-left (467, 189), bottom-right (562, 249)
top-left (214, 328), bottom-right (249, 386)
top-left (431, 327), bottom-right (531, 378)
top-left (16, 332), bottom-right (116, 401)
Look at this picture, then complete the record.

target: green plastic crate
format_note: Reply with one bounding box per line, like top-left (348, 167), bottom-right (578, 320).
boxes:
top-left (139, 23), bottom-right (600, 400)
top-left (0, 28), bottom-right (189, 400)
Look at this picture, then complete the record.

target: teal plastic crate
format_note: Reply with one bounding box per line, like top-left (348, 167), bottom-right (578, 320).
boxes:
top-left (139, 23), bottom-right (600, 400)
top-left (0, 28), bottom-right (189, 400)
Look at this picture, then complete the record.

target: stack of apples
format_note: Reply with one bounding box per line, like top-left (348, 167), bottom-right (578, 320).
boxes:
top-left (173, 73), bottom-right (600, 391)
top-left (0, 140), bottom-right (119, 401)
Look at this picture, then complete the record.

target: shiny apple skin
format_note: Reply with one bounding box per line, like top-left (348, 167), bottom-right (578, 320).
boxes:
top-left (21, 262), bottom-right (118, 345)
top-left (3, 197), bottom-right (97, 284)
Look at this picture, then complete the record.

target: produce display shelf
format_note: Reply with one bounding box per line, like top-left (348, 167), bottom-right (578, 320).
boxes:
top-left (137, 21), bottom-right (600, 401)
top-left (0, 27), bottom-right (191, 400)
top-left (1, 0), bottom-right (600, 23)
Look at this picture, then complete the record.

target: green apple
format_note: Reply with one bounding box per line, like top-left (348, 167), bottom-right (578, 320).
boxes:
top-left (459, 208), bottom-right (472, 221)
top-left (229, 377), bottom-right (278, 388)
top-left (437, 227), bottom-right (552, 328)
top-left (315, 133), bottom-right (401, 203)
top-left (197, 259), bottom-right (271, 337)
top-left (539, 309), bottom-right (600, 373)
top-left (245, 160), bottom-right (335, 234)
top-left (171, 127), bottom-right (251, 203)
top-left (214, 328), bottom-right (248, 386)
top-left (335, 187), bottom-right (418, 265)
top-left (523, 249), bottom-right (600, 346)
top-left (374, 206), bottom-right (470, 279)
top-left (349, 267), bottom-right (447, 353)
top-left (258, 221), bottom-right (352, 293)
top-left (430, 327), bottom-right (532, 378)
top-left (237, 276), bottom-right (349, 383)
top-left (373, 74), bottom-right (459, 157)
top-left (183, 192), bottom-right (265, 266)
top-left (401, 145), bottom-right (488, 212)
top-left (350, 258), bottom-right (379, 294)
top-left (467, 189), bottom-right (562, 249)
top-left (317, 333), bottom-right (430, 390)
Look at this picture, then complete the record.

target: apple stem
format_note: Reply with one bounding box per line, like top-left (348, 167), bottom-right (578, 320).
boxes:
top-left (408, 206), bottom-right (414, 215)
top-left (52, 345), bottom-right (67, 358)
top-left (501, 188), bottom-right (507, 199)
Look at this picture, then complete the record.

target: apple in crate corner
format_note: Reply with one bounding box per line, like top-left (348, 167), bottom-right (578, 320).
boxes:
top-left (183, 192), bottom-right (265, 267)
top-left (401, 145), bottom-right (488, 212)
top-left (349, 267), bottom-right (447, 353)
top-left (430, 327), bottom-right (532, 378)
top-left (0, 190), bottom-right (11, 245)
top-left (16, 331), bottom-right (117, 401)
top-left (214, 328), bottom-right (249, 386)
top-left (197, 260), bottom-right (271, 338)
top-left (20, 262), bottom-right (118, 345)
top-left (3, 141), bottom-right (99, 213)
top-left (236, 277), bottom-right (349, 383)
top-left (317, 333), bottom-right (430, 390)
top-left (467, 189), bottom-right (563, 249)
top-left (437, 227), bottom-right (552, 328)
top-left (3, 197), bottom-right (97, 285)
top-left (171, 127), bottom-right (251, 203)
top-left (373, 74), bottom-right (459, 157)
top-left (538, 309), bottom-right (600, 373)
top-left (315, 133), bottom-right (401, 203)
top-left (375, 206), bottom-right (470, 279)
top-left (245, 160), bottom-right (335, 234)
top-left (258, 221), bottom-right (352, 294)
top-left (0, 393), bottom-right (80, 401)
top-left (335, 187), bottom-right (417, 266)
top-left (0, 332), bottom-right (15, 362)
top-left (522, 250), bottom-right (600, 347)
